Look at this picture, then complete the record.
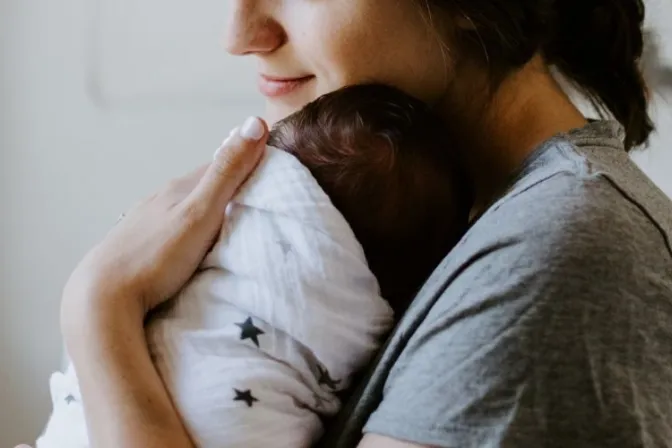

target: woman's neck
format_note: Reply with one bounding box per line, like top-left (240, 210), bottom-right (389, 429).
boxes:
top-left (441, 55), bottom-right (588, 217)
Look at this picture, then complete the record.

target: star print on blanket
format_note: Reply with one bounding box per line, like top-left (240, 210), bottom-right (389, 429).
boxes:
top-left (233, 389), bottom-right (259, 408)
top-left (235, 317), bottom-right (265, 348)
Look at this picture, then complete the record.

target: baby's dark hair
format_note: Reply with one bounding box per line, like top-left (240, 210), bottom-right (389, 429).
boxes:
top-left (268, 84), bottom-right (470, 311)
top-left (423, 0), bottom-right (653, 150)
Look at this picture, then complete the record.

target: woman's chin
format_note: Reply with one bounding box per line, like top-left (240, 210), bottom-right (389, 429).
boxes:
top-left (264, 83), bottom-right (323, 125)
top-left (264, 101), bottom-right (307, 126)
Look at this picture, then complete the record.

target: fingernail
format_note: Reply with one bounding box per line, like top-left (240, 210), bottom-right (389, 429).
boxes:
top-left (229, 127), bottom-right (239, 137)
top-left (240, 117), bottom-right (264, 141)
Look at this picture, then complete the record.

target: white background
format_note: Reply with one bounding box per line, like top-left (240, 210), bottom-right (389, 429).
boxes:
top-left (1, 0), bottom-right (671, 445)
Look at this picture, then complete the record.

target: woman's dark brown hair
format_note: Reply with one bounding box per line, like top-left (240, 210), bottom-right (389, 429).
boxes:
top-left (426, 0), bottom-right (654, 150)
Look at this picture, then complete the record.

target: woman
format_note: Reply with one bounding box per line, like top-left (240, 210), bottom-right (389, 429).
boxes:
top-left (25, 0), bottom-right (672, 447)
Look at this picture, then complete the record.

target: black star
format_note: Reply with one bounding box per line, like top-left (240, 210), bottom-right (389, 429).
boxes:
top-left (65, 394), bottom-right (76, 404)
top-left (317, 365), bottom-right (341, 390)
top-left (233, 388), bottom-right (258, 408)
top-left (235, 317), bottom-right (265, 348)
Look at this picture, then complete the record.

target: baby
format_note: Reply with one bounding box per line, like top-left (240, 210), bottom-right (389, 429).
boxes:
top-left (37, 84), bottom-right (469, 448)
top-left (268, 83), bottom-right (470, 312)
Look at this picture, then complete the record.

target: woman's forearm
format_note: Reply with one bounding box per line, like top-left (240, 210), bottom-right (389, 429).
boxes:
top-left (63, 291), bottom-right (194, 448)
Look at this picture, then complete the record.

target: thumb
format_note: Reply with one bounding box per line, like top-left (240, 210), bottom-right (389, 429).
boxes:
top-left (190, 116), bottom-right (267, 208)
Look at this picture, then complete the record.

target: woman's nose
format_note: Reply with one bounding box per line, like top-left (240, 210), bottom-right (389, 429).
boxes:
top-left (224, 1), bottom-right (285, 56)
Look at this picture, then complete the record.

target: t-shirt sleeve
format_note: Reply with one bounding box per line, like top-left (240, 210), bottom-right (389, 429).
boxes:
top-left (363, 173), bottom-right (666, 447)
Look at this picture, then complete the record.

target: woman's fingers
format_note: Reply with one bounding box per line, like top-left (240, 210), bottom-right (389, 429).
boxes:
top-left (63, 116), bottom-right (269, 315)
top-left (189, 116), bottom-right (267, 210)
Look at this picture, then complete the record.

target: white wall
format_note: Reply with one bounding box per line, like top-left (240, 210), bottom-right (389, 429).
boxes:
top-left (1, 0), bottom-right (671, 446)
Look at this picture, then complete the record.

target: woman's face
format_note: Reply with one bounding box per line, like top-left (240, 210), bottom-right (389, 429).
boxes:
top-left (224, 0), bottom-right (452, 123)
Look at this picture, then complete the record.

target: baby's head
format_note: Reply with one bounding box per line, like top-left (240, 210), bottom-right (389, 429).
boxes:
top-left (268, 84), bottom-right (470, 311)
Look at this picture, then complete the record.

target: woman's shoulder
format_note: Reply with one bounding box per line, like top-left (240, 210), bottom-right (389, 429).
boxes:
top-left (417, 118), bottom-right (672, 320)
top-left (463, 119), bottom-right (672, 267)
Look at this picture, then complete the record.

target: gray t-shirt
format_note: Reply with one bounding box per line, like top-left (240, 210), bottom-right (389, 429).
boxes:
top-left (321, 120), bottom-right (672, 447)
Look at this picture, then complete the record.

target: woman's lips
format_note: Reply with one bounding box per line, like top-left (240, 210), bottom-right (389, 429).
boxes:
top-left (258, 75), bottom-right (314, 98)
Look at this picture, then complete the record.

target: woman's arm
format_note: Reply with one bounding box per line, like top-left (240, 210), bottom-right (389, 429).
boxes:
top-left (59, 117), bottom-right (267, 448)
top-left (63, 291), bottom-right (195, 448)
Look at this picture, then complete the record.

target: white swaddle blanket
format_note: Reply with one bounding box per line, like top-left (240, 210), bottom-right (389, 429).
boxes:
top-left (37, 147), bottom-right (395, 448)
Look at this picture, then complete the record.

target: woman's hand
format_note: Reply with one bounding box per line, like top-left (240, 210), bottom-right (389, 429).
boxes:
top-left (62, 116), bottom-right (267, 325)
top-left (58, 116), bottom-right (268, 448)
